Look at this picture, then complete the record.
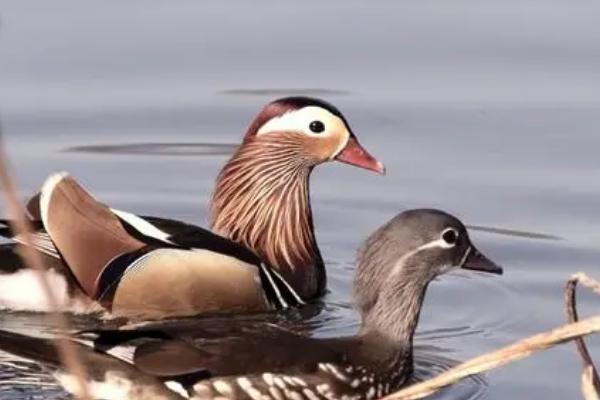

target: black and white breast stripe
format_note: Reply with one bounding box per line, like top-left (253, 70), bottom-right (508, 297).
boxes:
top-left (257, 263), bottom-right (304, 310)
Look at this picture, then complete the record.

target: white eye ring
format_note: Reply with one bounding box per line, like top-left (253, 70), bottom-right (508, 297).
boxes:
top-left (441, 228), bottom-right (459, 246)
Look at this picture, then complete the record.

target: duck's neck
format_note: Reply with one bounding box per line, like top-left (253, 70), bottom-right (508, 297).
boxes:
top-left (360, 266), bottom-right (432, 365)
top-left (210, 136), bottom-right (325, 298)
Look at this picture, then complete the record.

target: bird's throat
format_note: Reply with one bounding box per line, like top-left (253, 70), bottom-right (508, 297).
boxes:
top-left (211, 140), bottom-right (325, 298)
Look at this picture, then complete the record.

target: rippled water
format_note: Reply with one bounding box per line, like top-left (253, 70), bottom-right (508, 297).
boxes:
top-left (1, 1), bottom-right (600, 399)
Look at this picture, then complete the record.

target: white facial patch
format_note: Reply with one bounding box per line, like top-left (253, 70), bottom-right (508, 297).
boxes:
top-left (256, 106), bottom-right (350, 147)
top-left (415, 237), bottom-right (454, 251)
top-left (389, 234), bottom-right (460, 277)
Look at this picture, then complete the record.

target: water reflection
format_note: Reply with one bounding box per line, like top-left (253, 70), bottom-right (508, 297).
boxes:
top-left (64, 142), bottom-right (238, 157)
top-left (412, 347), bottom-right (487, 400)
top-left (467, 225), bottom-right (562, 241)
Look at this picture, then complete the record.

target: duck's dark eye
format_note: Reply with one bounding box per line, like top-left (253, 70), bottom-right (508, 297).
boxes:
top-left (309, 120), bottom-right (325, 133)
top-left (442, 229), bottom-right (458, 245)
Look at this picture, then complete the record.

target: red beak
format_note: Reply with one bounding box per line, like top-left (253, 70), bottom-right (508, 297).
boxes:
top-left (335, 136), bottom-right (385, 175)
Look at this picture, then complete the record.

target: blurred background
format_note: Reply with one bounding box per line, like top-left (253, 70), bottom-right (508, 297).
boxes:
top-left (1, 1), bottom-right (600, 399)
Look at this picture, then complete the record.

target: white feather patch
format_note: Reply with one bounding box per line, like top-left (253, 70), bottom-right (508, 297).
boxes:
top-left (110, 209), bottom-right (174, 244)
top-left (104, 345), bottom-right (137, 365)
top-left (0, 269), bottom-right (68, 311)
top-left (69, 337), bottom-right (136, 366)
top-left (0, 269), bottom-right (94, 314)
top-left (39, 172), bottom-right (70, 233)
top-left (165, 380), bottom-right (190, 398)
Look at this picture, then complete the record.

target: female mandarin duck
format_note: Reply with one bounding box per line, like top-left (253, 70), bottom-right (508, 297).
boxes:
top-left (0, 97), bottom-right (384, 319)
top-left (0, 209), bottom-right (502, 400)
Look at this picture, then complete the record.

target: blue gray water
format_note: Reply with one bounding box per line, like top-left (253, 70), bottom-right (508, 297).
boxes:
top-left (1, 1), bottom-right (600, 399)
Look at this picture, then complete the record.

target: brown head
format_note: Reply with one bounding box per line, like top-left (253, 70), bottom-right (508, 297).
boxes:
top-left (242, 97), bottom-right (384, 173)
top-left (211, 97), bottom-right (384, 298)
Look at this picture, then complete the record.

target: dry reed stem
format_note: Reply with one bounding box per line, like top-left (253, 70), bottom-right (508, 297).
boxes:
top-left (582, 366), bottom-right (600, 400)
top-left (384, 316), bottom-right (600, 399)
top-left (565, 273), bottom-right (600, 399)
top-left (0, 138), bottom-right (91, 399)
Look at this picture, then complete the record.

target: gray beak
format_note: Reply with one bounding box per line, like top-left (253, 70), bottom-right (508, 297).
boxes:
top-left (460, 246), bottom-right (503, 275)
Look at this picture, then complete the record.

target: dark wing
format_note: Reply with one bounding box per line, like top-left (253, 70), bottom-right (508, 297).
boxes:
top-left (137, 216), bottom-right (207, 238)
top-left (0, 323), bottom-right (356, 398)
top-left (137, 215), bottom-right (260, 265)
top-left (81, 320), bottom-right (347, 380)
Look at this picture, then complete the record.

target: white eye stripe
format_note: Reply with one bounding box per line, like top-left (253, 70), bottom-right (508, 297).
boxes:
top-left (390, 237), bottom-right (452, 276)
top-left (256, 106), bottom-right (346, 137)
top-left (390, 230), bottom-right (464, 277)
top-left (410, 228), bottom-right (460, 253)
top-left (415, 237), bottom-right (454, 251)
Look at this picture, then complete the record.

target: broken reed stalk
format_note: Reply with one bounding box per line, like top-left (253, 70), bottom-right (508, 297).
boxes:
top-left (0, 138), bottom-right (91, 400)
top-left (565, 273), bottom-right (600, 400)
top-left (581, 366), bottom-right (600, 400)
top-left (385, 300), bottom-right (600, 399)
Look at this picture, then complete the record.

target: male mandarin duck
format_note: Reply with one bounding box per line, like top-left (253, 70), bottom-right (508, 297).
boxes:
top-left (0, 209), bottom-right (502, 400)
top-left (0, 97), bottom-right (384, 319)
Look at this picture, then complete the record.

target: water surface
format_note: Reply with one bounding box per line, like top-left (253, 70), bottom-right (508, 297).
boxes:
top-left (1, 1), bottom-right (600, 399)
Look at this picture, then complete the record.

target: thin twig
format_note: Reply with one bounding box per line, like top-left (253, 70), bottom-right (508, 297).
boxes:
top-left (565, 273), bottom-right (600, 399)
top-left (383, 316), bottom-right (600, 400)
top-left (0, 132), bottom-right (91, 399)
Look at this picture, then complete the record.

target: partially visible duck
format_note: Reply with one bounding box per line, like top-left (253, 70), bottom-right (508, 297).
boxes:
top-left (0, 209), bottom-right (502, 399)
top-left (0, 97), bottom-right (384, 319)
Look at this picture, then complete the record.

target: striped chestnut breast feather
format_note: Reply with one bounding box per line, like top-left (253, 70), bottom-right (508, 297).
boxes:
top-left (211, 134), bottom-right (319, 278)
